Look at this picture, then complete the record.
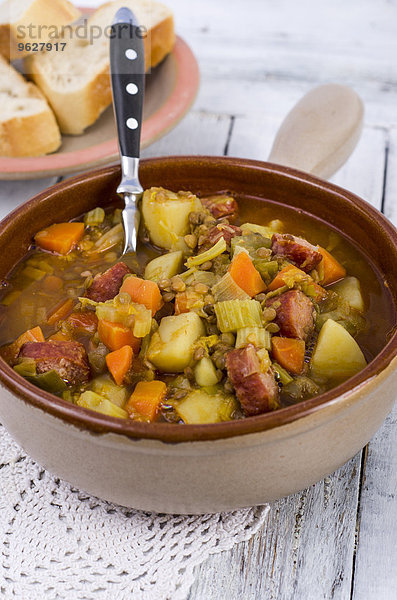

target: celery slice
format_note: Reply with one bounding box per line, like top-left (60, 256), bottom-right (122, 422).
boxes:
top-left (231, 233), bottom-right (271, 256)
top-left (214, 299), bottom-right (262, 332)
top-left (1, 290), bottom-right (21, 306)
top-left (77, 391), bottom-right (128, 419)
top-left (212, 272), bottom-right (250, 302)
top-left (186, 237), bottom-right (226, 268)
top-left (273, 362), bottom-right (294, 385)
top-left (186, 270), bottom-right (217, 287)
top-left (37, 260), bottom-right (54, 274)
top-left (84, 207), bottom-right (105, 226)
top-left (22, 266), bottom-right (46, 281)
top-left (20, 369), bottom-right (68, 394)
top-left (92, 224), bottom-right (123, 253)
top-left (80, 297), bottom-right (152, 337)
top-left (230, 245), bottom-right (249, 258)
top-left (179, 266), bottom-right (197, 280)
top-left (235, 327), bottom-right (271, 350)
top-left (63, 390), bottom-right (73, 403)
top-left (14, 358), bottom-right (37, 377)
top-left (253, 259), bottom-right (279, 279)
top-left (132, 312), bottom-right (152, 338)
top-left (239, 220), bottom-right (283, 239)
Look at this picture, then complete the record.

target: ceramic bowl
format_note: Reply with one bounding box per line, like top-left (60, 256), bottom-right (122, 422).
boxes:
top-left (0, 156), bottom-right (396, 514)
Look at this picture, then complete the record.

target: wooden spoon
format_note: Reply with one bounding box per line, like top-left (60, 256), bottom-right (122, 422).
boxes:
top-left (268, 83), bottom-right (364, 179)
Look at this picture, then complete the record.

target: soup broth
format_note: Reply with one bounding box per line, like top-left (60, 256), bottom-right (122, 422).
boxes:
top-left (0, 188), bottom-right (394, 424)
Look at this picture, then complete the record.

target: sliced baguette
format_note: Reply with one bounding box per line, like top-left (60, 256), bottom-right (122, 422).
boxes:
top-left (25, 0), bottom-right (175, 135)
top-left (0, 0), bottom-right (81, 60)
top-left (0, 54), bottom-right (61, 156)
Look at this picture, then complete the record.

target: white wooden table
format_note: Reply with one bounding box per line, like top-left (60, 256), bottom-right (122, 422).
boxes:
top-left (0, 1), bottom-right (396, 597)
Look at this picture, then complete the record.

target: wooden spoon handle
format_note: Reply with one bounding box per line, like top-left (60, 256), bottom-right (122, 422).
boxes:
top-left (268, 84), bottom-right (364, 179)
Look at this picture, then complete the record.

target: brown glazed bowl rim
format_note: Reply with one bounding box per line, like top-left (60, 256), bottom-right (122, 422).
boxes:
top-left (0, 156), bottom-right (397, 443)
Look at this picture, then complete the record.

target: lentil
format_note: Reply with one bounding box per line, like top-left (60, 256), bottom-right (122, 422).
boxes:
top-left (170, 276), bottom-right (186, 292)
top-left (200, 261), bottom-right (213, 271)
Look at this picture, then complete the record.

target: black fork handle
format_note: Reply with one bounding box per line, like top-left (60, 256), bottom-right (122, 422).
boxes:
top-left (110, 8), bottom-right (145, 159)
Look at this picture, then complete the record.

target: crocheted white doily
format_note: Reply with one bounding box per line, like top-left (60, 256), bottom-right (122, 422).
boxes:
top-left (0, 425), bottom-right (268, 600)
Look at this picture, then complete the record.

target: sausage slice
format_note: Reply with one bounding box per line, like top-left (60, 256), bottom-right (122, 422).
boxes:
top-left (267, 290), bottom-right (315, 340)
top-left (226, 344), bottom-right (280, 416)
top-left (85, 262), bottom-right (130, 302)
top-left (271, 233), bottom-right (322, 272)
top-left (199, 224), bottom-right (242, 251)
top-left (201, 195), bottom-right (238, 222)
top-left (19, 340), bottom-right (90, 386)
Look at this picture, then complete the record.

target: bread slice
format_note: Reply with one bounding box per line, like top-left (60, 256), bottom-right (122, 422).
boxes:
top-left (0, 0), bottom-right (81, 60)
top-left (0, 54), bottom-right (61, 156)
top-left (25, 0), bottom-right (175, 135)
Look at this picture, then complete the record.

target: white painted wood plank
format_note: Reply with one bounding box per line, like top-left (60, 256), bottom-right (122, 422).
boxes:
top-left (141, 111), bottom-right (231, 157)
top-left (195, 77), bottom-right (397, 129)
top-left (352, 405), bottom-right (397, 600)
top-left (74, 0), bottom-right (397, 127)
top-left (189, 457), bottom-right (362, 600)
top-left (227, 114), bottom-right (280, 162)
top-left (189, 93), bottom-right (389, 600)
top-left (229, 116), bottom-right (387, 207)
top-left (351, 127), bottom-right (397, 600)
top-left (165, 0), bottom-right (397, 127)
top-left (330, 127), bottom-right (387, 206)
top-left (0, 178), bottom-right (58, 221)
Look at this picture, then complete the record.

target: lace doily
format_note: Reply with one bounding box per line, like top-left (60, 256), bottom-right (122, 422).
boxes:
top-left (0, 425), bottom-right (268, 599)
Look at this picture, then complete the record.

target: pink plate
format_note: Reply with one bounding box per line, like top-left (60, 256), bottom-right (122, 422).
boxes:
top-left (0, 36), bottom-right (199, 180)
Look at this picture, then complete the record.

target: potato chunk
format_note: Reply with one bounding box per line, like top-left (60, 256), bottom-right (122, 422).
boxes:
top-left (194, 357), bottom-right (219, 386)
top-left (147, 312), bottom-right (205, 372)
top-left (310, 318), bottom-right (367, 380)
top-left (176, 389), bottom-right (237, 424)
top-left (142, 187), bottom-right (201, 249)
top-left (329, 276), bottom-right (364, 313)
top-left (144, 251), bottom-right (183, 282)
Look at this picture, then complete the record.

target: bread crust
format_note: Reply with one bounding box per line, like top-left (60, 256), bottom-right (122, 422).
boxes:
top-left (0, 110), bottom-right (61, 156)
top-left (0, 55), bottom-right (61, 157)
top-left (147, 13), bottom-right (175, 69)
top-left (0, 0), bottom-right (81, 60)
top-left (0, 89), bottom-right (61, 157)
top-left (26, 9), bottom-right (175, 135)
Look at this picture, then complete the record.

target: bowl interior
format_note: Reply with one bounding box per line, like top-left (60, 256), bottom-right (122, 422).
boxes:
top-left (0, 156), bottom-right (396, 442)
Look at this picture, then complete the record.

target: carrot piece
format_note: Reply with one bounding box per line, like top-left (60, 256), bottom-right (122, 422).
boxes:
top-left (271, 337), bottom-right (305, 375)
top-left (126, 380), bottom-right (167, 422)
top-left (43, 275), bottom-right (63, 293)
top-left (174, 292), bottom-right (189, 315)
top-left (106, 345), bottom-right (133, 386)
top-left (0, 326), bottom-right (45, 364)
top-left (97, 319), bottom-right (141, 353)
top-left (35, 222), bottom-right (85, 255)
top-left (174, 291), bottom-right (203, 315)
top-left (120, 275), bottom-right (163, 314)
top-left (267, 264), bottom-right (308, 291)
top-left (228, 251), bottom-right (266, 297)
top-left (317, 247), bottom-right (347, 286)
top-left (19, 326), bottom-right (45, 344)
top-left (47, 298), bottom-right (75, 325)
top-left (268, 264), bottom-right (328, 302)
